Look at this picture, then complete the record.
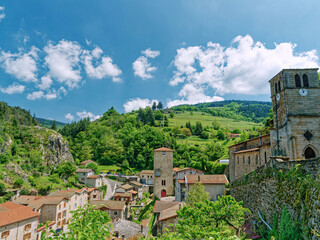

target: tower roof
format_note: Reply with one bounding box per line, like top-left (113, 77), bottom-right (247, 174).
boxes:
top-left (153, 147), bottom-right (174, 152)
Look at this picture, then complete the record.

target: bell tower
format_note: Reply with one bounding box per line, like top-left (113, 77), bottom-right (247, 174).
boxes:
top-left (269, 68), bottom-right (320, 160)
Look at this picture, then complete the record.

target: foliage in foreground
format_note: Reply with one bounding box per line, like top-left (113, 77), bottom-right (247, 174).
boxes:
top-left (43, 204), bottom-right (111, 240)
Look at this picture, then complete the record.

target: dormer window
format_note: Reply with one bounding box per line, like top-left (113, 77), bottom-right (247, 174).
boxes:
top-left (303, 74), bottom-right (309, 87)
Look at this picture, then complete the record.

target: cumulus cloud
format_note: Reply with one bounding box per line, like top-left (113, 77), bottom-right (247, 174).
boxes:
top-left (169, 35), bottom-right (319, 107)
top-left (133, 48), bottom-right (160, 80)
top-left (82, 47), bottom-right (122, 82)
top-left (26, 90), bottom-right (57, 100)
top-left (44, 40), bottom-right (82, 89)
top-left (0, 6), bottom-right (5, 22)
top-left (123, 98), bottom-right (158, 113)
top-left (0, 46), bottom-right (39, 82)
top-left (37, 75), bottom-right (53, 90)
top-left (65, 113), bottom-right (74, 121)
top-left (0, 83), bottom-right (25, 94)
top-left (76, 111), bottom-right (101, 121)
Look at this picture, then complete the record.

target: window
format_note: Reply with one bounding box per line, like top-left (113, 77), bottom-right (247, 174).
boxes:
top-left (161, 180), bottom-right (166, 186)
top-left (162, 151), bottom-right (166, 155)
top-left (150, 175), bottom-right (152, 178)
top-left (256, 155), bottom-right (258, 165)
top-left (264, 152), bottom-right (267, 162)
top-left (57, 221), bottom-right (61, 227)
top-left (155, 169), bottom-right (160, 177)
top-left (295, 74), bottom-right (301, 87)
top-left (63, 210), bottom-right (66, 217)
top-left (278, 81), bottom-right (281, 92)
top-left (114, 211), bottom-right (117, 216)
top-left (59, 204), bottom-right (61, 210)
top-left (237, 157), bottom-right (239, 164)
top-left (64, 202), bottom-right (66, 208)
top-left (142, 175), bottom-right (144, 178)
top-left (303, 74), bottom-right (309, 87)
top-left (23, 233), bottom-right (31, 240)
top-left (1, 231), bottom-right (10, 238)
top-left (243, 156), bottom-right (245, 164)
top-left (248, 156), bottom-right (250, 164)
top-left (274, 83), bottom-right (278, 93)
top-left (57, 213), bottom-right (61, 220)
top-left (24, 223), bottom-right (32, 231)
top-left (62, 219), bottom-right (66, 225)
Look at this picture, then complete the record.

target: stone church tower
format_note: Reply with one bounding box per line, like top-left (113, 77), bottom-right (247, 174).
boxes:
top-left (153, 147), bottom-right (174, 198)
top-left (269, 68), bottom-right (320, 160)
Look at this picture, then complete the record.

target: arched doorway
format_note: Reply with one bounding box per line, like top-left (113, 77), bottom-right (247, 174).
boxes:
top-left (161, 189), bottom-right (167, 197)
top-left (305, 147), bottom-right (316, 159)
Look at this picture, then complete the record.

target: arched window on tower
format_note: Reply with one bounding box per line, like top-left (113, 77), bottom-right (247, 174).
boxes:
top-left (295, 74), bottom-right (301, 87)
top-left (303, 74), bottom-right (309, 87)
top-left (304, 147), bottom-right (316, 159)
top-left (274, 83), bottom-right (278, 93)
top-left (278, 81), bottom-right (281, 92)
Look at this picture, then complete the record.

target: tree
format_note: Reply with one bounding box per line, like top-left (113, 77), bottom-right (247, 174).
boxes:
top-left (194, 121), bottom-right (203, 136)
top-left (13, 178), bottom-right (24, 188)
top-left (176, 196), bottom-right (250, 239)
top-left (185, 183), bottom-right (210, 206)
top-left (44, 204), bottom-right (111, 240)
top-left (56, 162), bottom-right (76, 179)
top-left (51, 120), bottom-right (57, 131)
top-left (157, 101), bottom-right (163, 110)
top-left (152, 102), bottom-right (157, 111)
top-left (0, 183), bottom-right (5, 196)
top-left (86, 162), bottom-right (98, 174)
top-left (217, 130), bottom-right (226, 140)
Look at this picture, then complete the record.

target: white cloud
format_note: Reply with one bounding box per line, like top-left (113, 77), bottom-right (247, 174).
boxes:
top-left (169, 35), bottom-right (319, 106)
top-left (133, 56), bottom-right (157, 80)
top-left (142, 48), bottom-right (160, 58)
top-left (123, 98), bottom-right (158, 113)
top-left (26, 90), bottom-right (57, 100)
top-left (65, 113), bottom-right (74, 121)
top-left (0, 46), bottom-right (39, 82)
top-left (82, 47), bottom-right (122, 82)
top-left (0, 83), bottom-right (25, 94)
top-left (44, 40), bottom-right (82, 89)
top-left (76, 111), bottom-right (101, 121)
top-left (37, 75), bottom-right (53, 90)
top-left (0, 6), bottom-right (5, 22)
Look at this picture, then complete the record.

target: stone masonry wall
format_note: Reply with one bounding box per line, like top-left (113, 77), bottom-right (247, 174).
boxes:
top-left (230, 158), bottom-right (320, 239)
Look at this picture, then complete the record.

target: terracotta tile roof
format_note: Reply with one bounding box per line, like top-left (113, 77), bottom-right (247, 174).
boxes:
top-left (114, 192), bottom-right (132, 198)
top-left (186, 175), bottom-right (229, 184)
top-left (153, 147), bottom-right (174, 152)
top-left (15, 196), bottom-right (68, 210)
top-left (234, 148), bottom-right (259, 154)
top-left (175, 167), bottom-right (204, 173)
top-left (85, 187), bottom-right (97, 193)
top-left (173, 167), bottom-right (180, 172)
top-left (90, 200), bottom-right (126, 210)
top-left (81, 160), bottom-right (96, 165)
top-left (129, 181), bottom-right (143, 187)
top-left (178, 179), bottom-right (185, 184)
top-left (119, 184), bottom-right (134, 190)
top-left (140, 170), bottom-right (154, 174)
top-left (129, 190), bottom-right (138, 195)
top-left (159, 204), bottom-right (182, 221)
top-left (76, 168), bottom-right (94, 173)
top-left (153, 201), bottom-right (180, 213)
top-left (0, 202), bottom-right (40, 227)
top-left (37, 221), bottom-right (56, 232)
top-left (87, 175), bottom-right (101, 179)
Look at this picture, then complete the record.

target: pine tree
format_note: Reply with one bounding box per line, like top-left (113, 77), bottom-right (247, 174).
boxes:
top-left (51, 120), bottom-right (57, 131)
top-left (152, 102), bottom-right (157, 111)
top-left (157, 101), bottom-right (163, 110)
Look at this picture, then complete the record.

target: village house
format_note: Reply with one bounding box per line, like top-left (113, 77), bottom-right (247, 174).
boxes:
top-left (76, 168), bottom-right (95, 184)
top-left (86, 175), bottom-right (103, 188)
top-left (129, 181), bottom-right (143, 199)
top-left (14, 196), bottom-right (69, 230)
top-left (152, 201), bottom-right (182, 235)
top-left (80, 160), bottom-right (97, 167)
top-left (183, 175), bottom-right (229, 201)
top-left (174, 167), bottom-right (204, 201)
top-left (139, 170), bottom-right (154, 185)
top-left (113, 192), bottom-right (132, 203)
top-left (0, 202), bottom-right (40, 240)
top-left (86, 187), bottom-right (102, 201)
top-left (90, 200), bottom-right (126, 220)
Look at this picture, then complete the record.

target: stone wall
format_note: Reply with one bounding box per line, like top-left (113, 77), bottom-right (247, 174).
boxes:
top-left (230, 158), bottom-right (320, 239)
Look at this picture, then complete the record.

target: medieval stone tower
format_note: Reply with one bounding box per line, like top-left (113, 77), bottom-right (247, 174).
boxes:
top-left (269, 68), bottom-right (320, 160)
top-left (153, 147), bottom-right (174, 198)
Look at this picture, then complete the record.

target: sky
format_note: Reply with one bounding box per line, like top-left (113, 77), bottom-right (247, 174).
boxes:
top-left (0, 0), bottom-right (320, 122)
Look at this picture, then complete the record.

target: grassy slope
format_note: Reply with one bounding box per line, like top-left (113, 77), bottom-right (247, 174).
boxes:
top-left (168, 111), bottom-right (261, 129)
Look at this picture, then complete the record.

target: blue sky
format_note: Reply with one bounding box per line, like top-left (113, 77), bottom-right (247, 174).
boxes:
top-left (0, 0), bottom-right (319, 122)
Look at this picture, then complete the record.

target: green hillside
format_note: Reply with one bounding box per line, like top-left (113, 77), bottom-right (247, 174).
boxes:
top-left (36, 117), bottom-right (67, 130)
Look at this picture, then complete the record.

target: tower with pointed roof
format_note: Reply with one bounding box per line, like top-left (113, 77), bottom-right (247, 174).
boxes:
top-left (153, 147), bottom-right (174, 198)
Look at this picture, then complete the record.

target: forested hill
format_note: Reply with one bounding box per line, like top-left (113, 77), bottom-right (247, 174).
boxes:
top-left (36, 118), bottom-right (67, 130)
top-left (171, 100), bottom-right (272, 123)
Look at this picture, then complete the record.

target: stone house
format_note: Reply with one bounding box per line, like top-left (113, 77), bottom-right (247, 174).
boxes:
top-left (116, 184), bottom-right (134, 193)
top-left (86, 187), bottom-right (102, 201)
top-left (139, 170), bottom-right (154, 185)
top-left (228, 134), bottom-right (271, 183)
top-left (14, 196), bottom-right (69, 230)
top-left (129, 181), bottom-right (143, 199)
top-left (91, 200), bottom-right (126, 220)
top-left (174, 167), bottom-right (204, 201)
top-left (152, 201), bottom-right (182, 236)
top-left (114, 192), bottom-right (132, 203)
top-left (153, 147), bottom-right (174, 198)
top-left (86, 175), bottom-right (103, 188)
top-left (183, 175), bottom-right (229, 201)
top-left (0, 202), bottom-right (39, 240)
top-left (76, 169), bottom-right (95, 185)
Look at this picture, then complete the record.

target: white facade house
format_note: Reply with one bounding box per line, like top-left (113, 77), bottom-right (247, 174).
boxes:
top-left (76, 169), bottom-right (95, 185)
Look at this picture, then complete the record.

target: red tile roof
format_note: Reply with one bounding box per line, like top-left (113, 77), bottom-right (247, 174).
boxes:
top-left (15, 196), bottom-right (68, 210)
top-left (153, 147), bottom-right (174, 152)
top-left (186, 175), bottom-right (229, 184)
top-left (0, 202), bottom-right (40, 227)
top-left (87, 175), bottom-right (101, 179)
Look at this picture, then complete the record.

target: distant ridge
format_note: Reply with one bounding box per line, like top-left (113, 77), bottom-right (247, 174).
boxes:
top-left (36, 117), bottom-right (67, 129)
